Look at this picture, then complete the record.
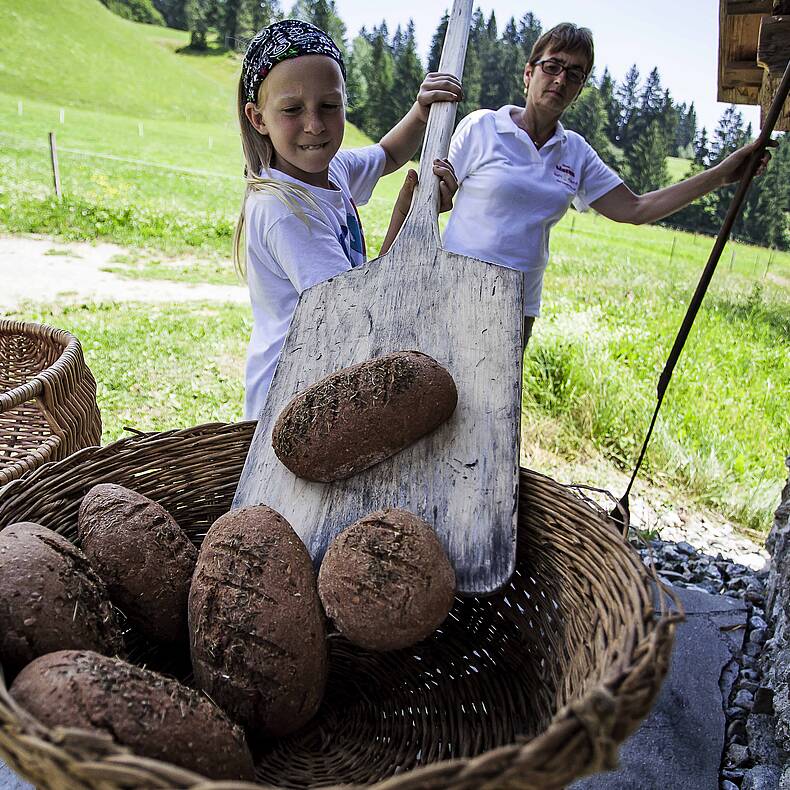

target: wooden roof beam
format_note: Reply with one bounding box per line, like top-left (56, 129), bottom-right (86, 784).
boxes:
top-left (722, 59), bottom-right (766, 86)
top-left (725, 0), bottom-right (772, 13)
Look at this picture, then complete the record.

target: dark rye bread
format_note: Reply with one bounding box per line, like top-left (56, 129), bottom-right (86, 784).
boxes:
top-left (189, 505), bottom-right (328, 736)
top-left (78, 484), bottom-right (197, 644)
top-left (10, 650), bottom-right (255, 781)
top-left (0, 523), bottom-right (123, 677)
top-left (272, 350), bottom-right (458, 482)
top-left (318, 509), bottom-right (456, 651)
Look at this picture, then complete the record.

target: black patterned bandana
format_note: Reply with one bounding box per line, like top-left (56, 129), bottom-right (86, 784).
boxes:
top-left (242, 19), bottom-right (346, 103)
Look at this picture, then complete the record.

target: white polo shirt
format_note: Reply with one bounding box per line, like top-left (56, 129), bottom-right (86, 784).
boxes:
top-left (443, 106), bottom-right (622, 316)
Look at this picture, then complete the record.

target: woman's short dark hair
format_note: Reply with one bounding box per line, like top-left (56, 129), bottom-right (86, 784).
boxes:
top-left (528, 22), bottom-right (594, 73)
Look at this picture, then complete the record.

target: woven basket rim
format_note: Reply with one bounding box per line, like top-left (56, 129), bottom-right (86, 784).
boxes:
top-left (0, 421), bottom-right (682, 790)
top-left (0, 320), bottom-right (78, 409)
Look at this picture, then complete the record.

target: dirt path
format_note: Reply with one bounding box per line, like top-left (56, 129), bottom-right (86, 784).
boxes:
top-left (1, 234), bottom-right (248, 310)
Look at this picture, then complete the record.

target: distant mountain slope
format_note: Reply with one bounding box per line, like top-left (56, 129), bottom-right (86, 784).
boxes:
top-left (0, 0), bottom-right (233, 122)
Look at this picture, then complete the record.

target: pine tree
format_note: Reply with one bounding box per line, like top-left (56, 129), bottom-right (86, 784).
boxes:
top-left (517, 12), bottom-right (541, 63)
top-left (615, 65), bottom-right (640, 147)
top-left (694, 126), bottom-right (710, 165)
top-left (659, 90), bottom-right (679, 156)
top-left (427, 12), bottom-right (448, 71)
top-left (346, 33), bottom-right (372, 127)
top-left (290, 0), bottom-right (347, 57)
top-left (709, 105), bottom-right (749, 165)
top-left (391, 21), bottom-right (424, 125)
top-left (454, 9), bottom-right (484, 119)
top-left (628, 67), bottom-right (662, 145)
top-left (479, 12), bottom-right (502, 109)
top-left (360, 24), bottom-right (396, 140)
top-left (624, 119), bottom-right (669, 194)
top-left (500, 18), bottom-right (524, 106)
top-left (598, 67), bottom-right (620, 144)
top-left (236, 0), bottom-right (281, 44)
top-left (709, 106), bottom-right (750, 232)
top-left (562, 87), bottom-right (614, 166)
top-left (741, 133), bottom-right (790, 248)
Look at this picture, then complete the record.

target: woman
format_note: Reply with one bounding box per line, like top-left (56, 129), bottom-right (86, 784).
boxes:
top-left (443, 22), bottom-right (772, 345)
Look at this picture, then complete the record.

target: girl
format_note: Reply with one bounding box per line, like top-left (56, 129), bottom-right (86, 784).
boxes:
top-left (234, 19), bottom-right (461, 420)
top-left (443, 22), bottom-right (772, 347)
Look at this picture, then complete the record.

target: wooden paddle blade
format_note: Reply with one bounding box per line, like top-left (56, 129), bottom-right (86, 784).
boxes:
top-left (234, 247), bottom-right (524, 594)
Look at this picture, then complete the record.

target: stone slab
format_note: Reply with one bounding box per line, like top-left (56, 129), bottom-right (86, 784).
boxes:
top-left (571, 585), bottom-right (747, 790)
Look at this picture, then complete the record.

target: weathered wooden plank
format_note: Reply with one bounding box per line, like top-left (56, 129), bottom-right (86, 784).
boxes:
top-left (234, 250), bottom-right (523, 595)
top-left (758, 70), bottom-right (790, 130)
top-left (758, 15), bottom-right (790, 75)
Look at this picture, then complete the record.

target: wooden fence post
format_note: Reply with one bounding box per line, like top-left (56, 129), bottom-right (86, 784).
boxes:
top-left (49, 132), bottom-right (62, 201)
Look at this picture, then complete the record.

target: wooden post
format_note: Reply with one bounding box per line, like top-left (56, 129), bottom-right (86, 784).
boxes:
top-left (49, 132), bottom-right (62, 201)
top-left (59, 108), bottom-right (64, 124)
top-left (729, 247), bottom-right (736, 271)
top-left (570, 214), bottom-right (576, 233)
top-left (138, 122), bottom-right (144, 137)
top-left (764, 248), bottom-right (775, 278)
top-left (208, 135), bottom-right (213, 149)
top-left (669, 235), bottom-right (677, 265)
top-left (17, 100), bottom-right (22, 116)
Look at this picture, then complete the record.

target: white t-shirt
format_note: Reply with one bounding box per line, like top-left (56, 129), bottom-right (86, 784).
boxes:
top-left (443, 106), bottom-right (622, 316)
top-left (244, 144), bottom-right (387, 420)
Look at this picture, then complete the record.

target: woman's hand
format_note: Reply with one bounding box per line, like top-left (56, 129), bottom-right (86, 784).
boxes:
top-left (392, 159), bottom-right (458, 218)
top-left (413, 73), bottom-right (464, 123)
top-left (715, 137), bottom-right (777, 185)
top-left (381, 159), bottom-right (459, 254)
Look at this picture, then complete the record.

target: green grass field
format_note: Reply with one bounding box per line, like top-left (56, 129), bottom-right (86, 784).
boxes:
top-left (2, 0), bottom-right (789, 533)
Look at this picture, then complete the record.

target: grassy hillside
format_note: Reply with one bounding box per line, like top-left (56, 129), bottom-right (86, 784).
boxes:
top-left (0, 0), bottom-right (235, 121)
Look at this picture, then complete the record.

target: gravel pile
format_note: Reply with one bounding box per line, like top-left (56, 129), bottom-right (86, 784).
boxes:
top-left (634, 537), bottom-right (771, 790)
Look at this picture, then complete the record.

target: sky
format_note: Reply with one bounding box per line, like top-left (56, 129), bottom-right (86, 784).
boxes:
top-left (332, 0), bottom-right (763, 137)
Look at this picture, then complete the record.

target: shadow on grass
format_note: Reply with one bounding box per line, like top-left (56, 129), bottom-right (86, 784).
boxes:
top-left (708, 284), bottom-right (790, 340)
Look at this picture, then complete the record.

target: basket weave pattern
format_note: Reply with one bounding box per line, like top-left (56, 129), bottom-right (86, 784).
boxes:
top-left (0, 421), bottom-right (678, 790)
top-left (0, 320), bottom-right (101, 487)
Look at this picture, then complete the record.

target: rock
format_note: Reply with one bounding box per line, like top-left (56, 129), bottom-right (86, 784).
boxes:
top-left (726, 742), bottom-right (750, 767)
top-left (676, 541), bottom-right (697, 556)
top-left (742, 765), bottom-right (781, 790)
top-left (746, 714), bottom-right (782, 764)
top-left (734, 689), bottom-right (755, 710)
top-left (753, 686), bottom-right (775, 715)
top-left (728, 719), bottom-right (747, 743)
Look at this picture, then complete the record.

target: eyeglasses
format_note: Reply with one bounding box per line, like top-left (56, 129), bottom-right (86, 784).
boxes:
top-left (535, 59), bottom-right (587, 85)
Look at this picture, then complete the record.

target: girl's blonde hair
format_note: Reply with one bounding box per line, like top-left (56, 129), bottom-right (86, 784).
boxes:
top-left (232, 78), bottom-right (321, 279)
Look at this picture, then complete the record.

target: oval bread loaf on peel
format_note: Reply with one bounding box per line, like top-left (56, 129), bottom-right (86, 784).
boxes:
top-left (272, 350), bottom-right (458, 482)
top-left (189, 505), bottom-right (328, 736)
top-left (78, 483), bottom-right (198, 644)
top-left (0, 523), bottom-right (123, 677)
top-left (10, 649), bottom-right (255, 781)
top-left (318, 508), bottom-right (456, 651)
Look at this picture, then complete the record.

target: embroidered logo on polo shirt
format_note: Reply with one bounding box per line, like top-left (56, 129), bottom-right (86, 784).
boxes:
top-left (554, 163), bottom-right (578, 189)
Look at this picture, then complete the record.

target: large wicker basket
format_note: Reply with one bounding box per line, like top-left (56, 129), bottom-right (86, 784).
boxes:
top-left (0, 319), bottom-right (102, 487)
top-left (0, 421), bottom-right (678, 790)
